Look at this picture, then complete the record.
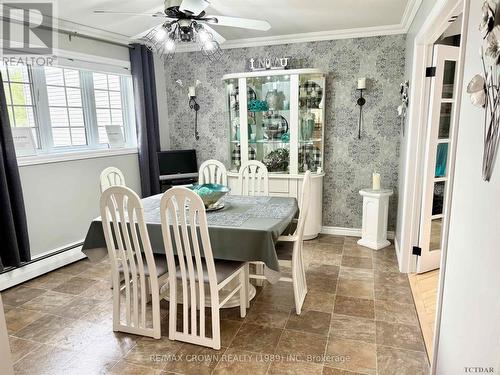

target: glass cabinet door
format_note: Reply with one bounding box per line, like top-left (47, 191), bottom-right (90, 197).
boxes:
top-left (225, 78), bottom-right (242, 172)
top-left (247, 75), bottom-right (291, 173)
top-left (298, 73), bottom-right (324, 173)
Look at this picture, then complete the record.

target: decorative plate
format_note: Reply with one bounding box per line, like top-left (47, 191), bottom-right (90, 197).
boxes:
top-left (230, 86), bottom-right (257, 110)
top-left (206, 202), bottom-right (225, 212)
top-left (262, 114), bottom-right (289, 140)
top-left (299, 81), bottom-right (323, 109)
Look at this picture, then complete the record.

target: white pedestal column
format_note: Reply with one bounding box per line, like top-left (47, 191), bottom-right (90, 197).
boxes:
top-left (358, 189), bottom-right (393, 250)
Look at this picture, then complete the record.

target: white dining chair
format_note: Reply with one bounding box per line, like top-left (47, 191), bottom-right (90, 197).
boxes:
top-left (100, 167), bottom-right (126, 193)
top-left (198, 160), bottom-right (228, 185)
top-left (275, 171), bottom-right (311, 314)
top-left (238, 160), bottom-right (269, 196)
top-left (249, 171), bottom-right (311, 314)
top-left (160, 187), bottom-right (249, 350)
top-left (100, 186), bottom-right (169, 339)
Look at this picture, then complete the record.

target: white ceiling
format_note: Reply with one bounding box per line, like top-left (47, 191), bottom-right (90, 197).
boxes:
top-left (55, 0), bottom-right (415, 44)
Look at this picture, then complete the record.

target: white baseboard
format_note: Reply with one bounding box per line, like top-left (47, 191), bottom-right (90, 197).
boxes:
top-left (321, 226), bottom-right (395, 240)
top-left (0, 246), bottom-right (86, 291)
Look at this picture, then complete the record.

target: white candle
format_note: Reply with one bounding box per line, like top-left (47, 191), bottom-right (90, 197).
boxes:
top-left (188, 86), bottom-right (196, 97)
top-left (372, 172), bottom-right (381, 190)
top-left (357, 77), bottom-right (366, 90)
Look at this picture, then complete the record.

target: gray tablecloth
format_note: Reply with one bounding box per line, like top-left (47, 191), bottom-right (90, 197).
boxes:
top-left (81, 195), bottom-right (298, 283)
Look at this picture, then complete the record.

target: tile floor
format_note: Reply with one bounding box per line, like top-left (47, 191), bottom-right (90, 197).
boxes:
top-left (2, 235), bottom-right (429, 375)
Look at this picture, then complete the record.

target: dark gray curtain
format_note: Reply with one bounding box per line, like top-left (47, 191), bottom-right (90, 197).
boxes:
top-left (129, 44), bottom-right (161, 197)
top-left (0, 72), bottom-right (30, 271)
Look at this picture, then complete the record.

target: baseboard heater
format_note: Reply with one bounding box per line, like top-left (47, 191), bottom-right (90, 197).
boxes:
top-left (0, 242), bottom-right (86, 291)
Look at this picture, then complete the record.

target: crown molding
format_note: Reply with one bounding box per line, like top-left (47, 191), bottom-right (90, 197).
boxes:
top-left (401, 0), bottom-right (423, 32)
top-left (175, 23), bottom-right (407, 53)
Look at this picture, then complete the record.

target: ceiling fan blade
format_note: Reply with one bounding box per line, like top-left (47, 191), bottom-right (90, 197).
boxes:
top-left (205, 15), bottom-right (271, 31)
top-left (94, 10), bottom-right (168, 18)
top-left (200, 23), bottom-right (226, 44)
top-left (179, 0), bottom-right (210, 15)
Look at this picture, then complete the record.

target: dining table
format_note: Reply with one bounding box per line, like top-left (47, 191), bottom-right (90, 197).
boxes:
top-left (81, 194), bottom-right (299, 307)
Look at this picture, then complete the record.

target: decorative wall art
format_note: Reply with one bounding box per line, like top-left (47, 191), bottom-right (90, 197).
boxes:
top-left (398, 81), bottom-right (409, 136)
top-left (467, 0), bottom-right (500, 181)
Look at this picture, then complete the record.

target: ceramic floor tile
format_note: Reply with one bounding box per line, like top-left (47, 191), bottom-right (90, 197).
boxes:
top-left (50, 297), bottom-right (102, 319)
top-left (333, 296), bottom-right (374, 319)
top-left (256, 283), bottom-right (295, 307)
top-left (339, 267), bottom-right (374, 282)
top-left (376, 345), bottom-right (429, 375)
top-left (245, 303), bottom-right (291, 328)
top-left (375, 321), bottom-right (426, 352)
top-left (124, 336), bottom-right (182, 370)
top-left (13, 314), bottom-right (75, 343)
top-left (8, 336), bottom-right (41, 363)
top-left (341, 256), bottom-right (373, 270)
top-left (336, 279), bottom-right (374, 300)
top-left (268, 360), bottom-right (324, 374)
top-left (342, 244), bottom-right (373, 258)
top-left (164, 343), bottom-right (224, 375)
top-left (1, 286), bottom-right (46, 307)
top-left (20, 290), bottom-right (75, 312)
top-left (4, 308), bottom-right (45, 333)
top-left (329, 314), bottom-right (376, 344)
top-left (325, 338), bottom-right (376, 374)
top-left (22, 271), bottom-right (72, 290)
top-left (12, 343), bottom-right (75, 375)
top-left (52, 276), bottom-right (98, 295)
top-left (78, 279), bottom-right (113, 300)
top-left (374, 300), bottom-right (419, 326)
top-left (110, 360), bottom-right (164, 375)
top-left (213, 348), bottom-right (270, 375)
top-left (286, 309), bottom-right (331, 336)
top-left (302, 290), bottom-right (335, 313)
top-left (57, 259), bottom-right (94, 275)
top-left (316, 235), bottom-right (345, 245)
top-left (230, 323), bottom-right (282, 354)
top-left (275, 329), bottom-right (327, 363)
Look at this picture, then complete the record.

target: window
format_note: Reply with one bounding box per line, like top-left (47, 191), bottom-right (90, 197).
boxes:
top-left (1, 65), bottom-right (39, 147)
top-left (93, 72), bottom-right (125, 144)
top-left (0, 63), bottom-right (136, 155)
top-left (45, 67), bottom-right (87, 147)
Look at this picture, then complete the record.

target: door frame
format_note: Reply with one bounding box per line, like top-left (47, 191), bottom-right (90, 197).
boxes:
top-left (400, 0), bottom-right (469, 372)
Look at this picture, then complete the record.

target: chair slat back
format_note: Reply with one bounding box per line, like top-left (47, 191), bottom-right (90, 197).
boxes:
top-left (160, 187), bottom-right (218, 342)
top-left (199, 160), bottom-right (227, 186)
top-left (296, 171), bottom-right (312, 240)
top-left (238, 160), bottom-right (269, 196)
top-left (100, 186), bottom-right (160, 336)
top-left (100, 167), bottom-right (126, 193)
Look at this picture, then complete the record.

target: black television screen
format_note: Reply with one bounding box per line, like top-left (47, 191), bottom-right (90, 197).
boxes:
top-left (158, 150), bottom-right (197, 176)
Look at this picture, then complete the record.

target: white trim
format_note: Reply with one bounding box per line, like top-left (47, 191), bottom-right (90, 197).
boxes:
top-left (52, 48), bottom-right (131, 72)
top-left (0, 245), bottom-right (86, 291)
top-left (321, 226), bottom-right (395, 240)
top-left (17, 147), bottom-right (138, 167)
top-left (176, 25), bottom-right (407, 52)
top-left (401, 0), bottom-right (424, 31)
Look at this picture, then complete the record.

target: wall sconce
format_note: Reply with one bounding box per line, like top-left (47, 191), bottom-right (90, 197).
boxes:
top-left (176, 79), bottom-right (202, 140)
top-left (356, 77), bottom-right (366, 140)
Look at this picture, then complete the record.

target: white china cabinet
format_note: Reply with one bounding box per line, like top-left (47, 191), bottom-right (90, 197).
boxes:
top-left (222, 69), bottom-right (326, 239)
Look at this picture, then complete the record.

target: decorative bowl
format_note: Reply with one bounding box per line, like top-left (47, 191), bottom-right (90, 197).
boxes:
top-left (188, 184), bottom-right (230, 208)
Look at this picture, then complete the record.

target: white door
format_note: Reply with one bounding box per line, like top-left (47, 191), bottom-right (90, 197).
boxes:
top-left (417, 45), bottom-right (460, 273)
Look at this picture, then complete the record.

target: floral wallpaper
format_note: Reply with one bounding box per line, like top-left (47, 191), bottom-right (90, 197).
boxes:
top-left (162, 34), bottom-right (406, 230)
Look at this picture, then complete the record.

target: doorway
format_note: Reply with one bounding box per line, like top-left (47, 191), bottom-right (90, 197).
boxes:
top-left (409, 13), bottom-right (464, 363)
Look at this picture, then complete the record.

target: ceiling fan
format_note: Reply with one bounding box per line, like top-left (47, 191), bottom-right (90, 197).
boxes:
top-left (94, 0), bottom-right (271, 60)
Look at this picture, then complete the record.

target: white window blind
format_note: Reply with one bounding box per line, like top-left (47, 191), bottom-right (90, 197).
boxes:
top-left (45, 67), bottom-right (87, 147)
top-left (1, 65), bottom-right (39, 147)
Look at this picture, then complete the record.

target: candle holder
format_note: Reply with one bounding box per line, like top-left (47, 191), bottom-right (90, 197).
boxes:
top-left (356, 88), bottom-right (366, 140)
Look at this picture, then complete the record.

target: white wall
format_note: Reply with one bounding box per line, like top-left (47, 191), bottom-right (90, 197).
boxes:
top-left (19, 154), bottom-right (141, 257)
top-left (435, 1), bottom-right (500, 372)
